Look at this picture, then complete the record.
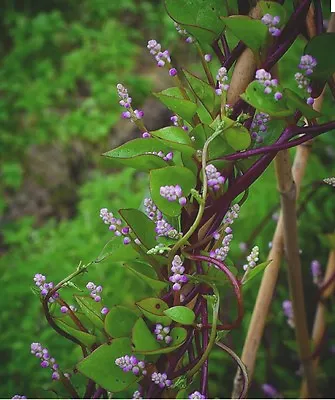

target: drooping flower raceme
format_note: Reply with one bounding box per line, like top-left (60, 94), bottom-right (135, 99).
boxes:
top-left (210, 233), bottom-right (233, 263)
top-left (86, 281), bottom-right (103, 302)
top-left (99, 208), bottom-right (133, 245)
top-left (154, 324), bottom-right (173, 344)
top-left (117, 83), bottom-right (144, 123)
top-left (115, 355), bottom-right (147, 376)
top-left (169, 255), bottom-right (188, 291)
top-left (215, 67), bottom-right (230, 95)
top-left (205, 164), bottom-right (225, 191)
top-left (295, 54), bottom-right (317, 105)
top-left (151, 372), bottom-right (172, 388)
top-left (174, 22), bottom-right (194, 43)
top-left (189, 391), bottom-right (206, 399)
top-left (155, 219), bottom-right (181, 239)
top-left (255, 69), bottom-right (282, 101)
top-left (144, 198), bottom-right (162, 222)
top-left (171, 114), bottom-right (188, 131)
top-left (282, 300), bottom-right (294, 328)
top-left (223, 204), bottom-right (240, 225)
top-left (261, 14), bottom-right (281, 36)
top-left (31, 343), bottom-right (60, 380)
top-left (160, 185), bottom-right (187, 206)
top-left (147, 39), bottom-right (177, 76)
top-left (251, 112), bottom-right (270, 143)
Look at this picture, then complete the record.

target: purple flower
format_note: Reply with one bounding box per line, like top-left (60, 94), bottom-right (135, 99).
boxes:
top-left (311, 260), bottom-right (322, 285)
top-left (31, 343), bottom-right (59, 380)
top-left (204, 54), bottom-right (212, 62)
top-left (261, 14), bottom-right (281, 37)
top-left (151, 372), bottom-right (172, 388)
top-left (123, 237), bottom-right (131, 245)
top-left (147, 40), bottom-right (171, 68)
top-left (261, 383), bottom-right (280, 398)
top-left (154, 324), bottom-right (172, 344)
top-left (132, 391), bottom-right (142, 399)
top-left (86, 281), bottom-right (103, 302)
top-left (155, 219), bottom-right (180, 239)
top-left (115, 355), bottom-right (147, 376)
top-left (101, 307), bottom-right (109, 315)
top-left (60, 306), bottom-right (68, 314)
top-left (169, 255), bottom-right (188, 291)
top-left (160, 185), bottom-right (187, 206)
top-left (205, 164), bottom-right (225, 191)
top-left (189, 391), bottom-right (206, 399)
top-left (142, 131), bottom-right (151, 138)
top-left (255, 69), bottom-right (282, 101)
top-left (282, 300), bottom-right (294, 328)
top-left (174, 22), bottom-right (194, 43)
top-left (169, 68), bottom-right (177, 76)
top-left (12, 396), bottom-right (27, 399)
top-left (274, 91), bottom-right (283, 101)
top-left (144, 198), bottom-right (162, 222)
top-left (299, 54), bottom-right (317, 75)
top-left (215, 67), bottom-right (229, 95)
top-left (33, 274), bottom-right (58, 303)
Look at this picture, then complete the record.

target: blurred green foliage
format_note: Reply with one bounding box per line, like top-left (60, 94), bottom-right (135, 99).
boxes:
top-left (1, 0), bottom-right (335, 398)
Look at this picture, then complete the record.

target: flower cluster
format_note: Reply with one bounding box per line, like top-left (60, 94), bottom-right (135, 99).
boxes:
top-left (189, 391), bottom-right (206, 399)
top-left (251, 112), bottom-right (270, 143)
top-left (255, 69), bottom-right (282, 101)
top-left (223, 204), bottom-right (240, 225)
top-left (147, 40), bottom-right (176, 76)
top-left (151, 372), bottom-right (172, 388)
top-left (117, 83), bottom-right (144, 122)
top-left (12, 396), bottom-right (27, 399)
top-left (174, 22), bottom-right (194, 43)
top-left (146, 150), bottom-right (174, 161)
top-left (243, 246), bottom-right (259, 271)
top-left (210, 233), bottom-right (233, 263)
top-left (100, 208), bottom-right (138, 245)
top-left (169, 255), bottom-right (188, 291)
top-left (205, 164), bottom-right (225, 191)
top-left (31, 343), bottom-right (60, 380)
top-left (33, 274), bottom-right (59, 303)
top-left (295, 54), bottom-right (317, 105)
top-left (310, 260), bottom-right (322, 286)
top-left (155, 219), bottom-right (181, 239)
top-left (154, 324), bottom-right (172, 344)
top-left (282, 300), bottom-right (294, 328)
top-left (144, 198), bottom-right (162, 222)
top-left (324, 177), bottom-right (335, 187)
top-left (86, 281), bottom-right (103, 302)
top-left (215, 67), bottom-right (230, 95)
top-left (171, 114), bottom-right (188, 131)
top-left (261, 14), bottom-right (281, 36)
top-left (261, 383), bottom-right (282, 398)
top-left (160, 185), bottom-right (187, 206)
top-left (115, 355), bottom-right (147, 376)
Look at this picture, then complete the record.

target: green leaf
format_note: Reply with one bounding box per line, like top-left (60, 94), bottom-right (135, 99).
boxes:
top-left (103, 138), bottom-right (170, 171)
top-left (119, 208), bottom-right (157, 249)
top-left (95, 237), bottom-right (139, 263)
top-left (183, 69), bottom-right (215, 112)
top-left (74, 295), bottom-right (104, 331)
top-left (154, 88), bottom-right (198, 123)
top-left (304, 33), bottom-right (335, 81)
top-left (176, 389), bottom-right (188, 399)
top-left (104, 306), bottom-right (138, 338)
top-left (136, 297), bottom-right (172, 325)
top-left (163, 306), bottom-right (195, 325)
top-left (243, 260), bottom-right (272, 289)
top-left (55, 317), bottom-right (97, 347)
top-left (134, 327), bottom-right (188, 355)
top-left (77, 338), bottom-right (138, 392)
top-left (283, 88), bottom-right (321, 119)
top-left (132, 317), bottom-right (161, 353)
top-left (151, 126), bottom-right (195, 156)
top-left (221, 16), bottom-right (268, 53)
top-left (259, 1), bottom-right (288, 25)
top-left (124, 261), bottom-right (168, 292)
top-left (241, 81), bottom-right (293, 117)
top-left (165, 0), bottom-right (227, 44)
top-left (150, 166), bottom-right (196, 217)
top-left (224, 124), bottom-right (251, 151)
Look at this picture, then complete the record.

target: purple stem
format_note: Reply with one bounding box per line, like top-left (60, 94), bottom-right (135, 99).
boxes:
top-left (93, 387), bottom-right (104, 399)
top-left (212, 40), bottom-right (225, 65)
top-left (314, 0), bottom-right (324, 35)
top-left (221, 34), bottom-right (230, 58)
top-left (224, 42), bottom-right (246, 71)
top-left (200, 297), bottom-right (209, 398)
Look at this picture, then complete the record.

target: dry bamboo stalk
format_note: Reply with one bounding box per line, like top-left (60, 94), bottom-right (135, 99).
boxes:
top-left (300, 250), bottom-right (335, 397)
top-left (275, 150), bottom-right (317, 398)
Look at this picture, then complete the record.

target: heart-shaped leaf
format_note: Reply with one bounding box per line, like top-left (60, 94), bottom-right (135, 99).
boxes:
top-left (151, 126), bottom-right (195, 156)
top-left (304, 33), bottom-right (335, 81)
top-left (104, 306), bottom-right (139, 338)
top-left (154, 88), bottom-right (198, 123)
top-left (103, 138), bottom-right (170, 171)
top-left (241, 81), bottom-right (293, 117)
top-left (221, 16), bottom-right (268, 53)
top-left (183, 69), bottom-right (216, 112)
top-left (74, 295), bottom-right (104, 331)
top-left (132, 318), bottom-right (161, 353)
top-left (163, 306), bottom-right (195, 325)
top-left (136, 297), bottom-right (172, 325)
top-left (150, 166), bottom-right (196, 217)
top-left (125, 262), bottom-right (168, 292)
top-left (165, 0), bottom-right (227, 44)
top-left (77, 338), bottom-right (139, 392)
top-left (134, 327), bottom-right (187, 355)
top-left (119, 208), bottom-right (157, 249)
top-left (55, 317), bottom-right (97, 347)
top-left (224, 124), bottom-right (251, 151)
